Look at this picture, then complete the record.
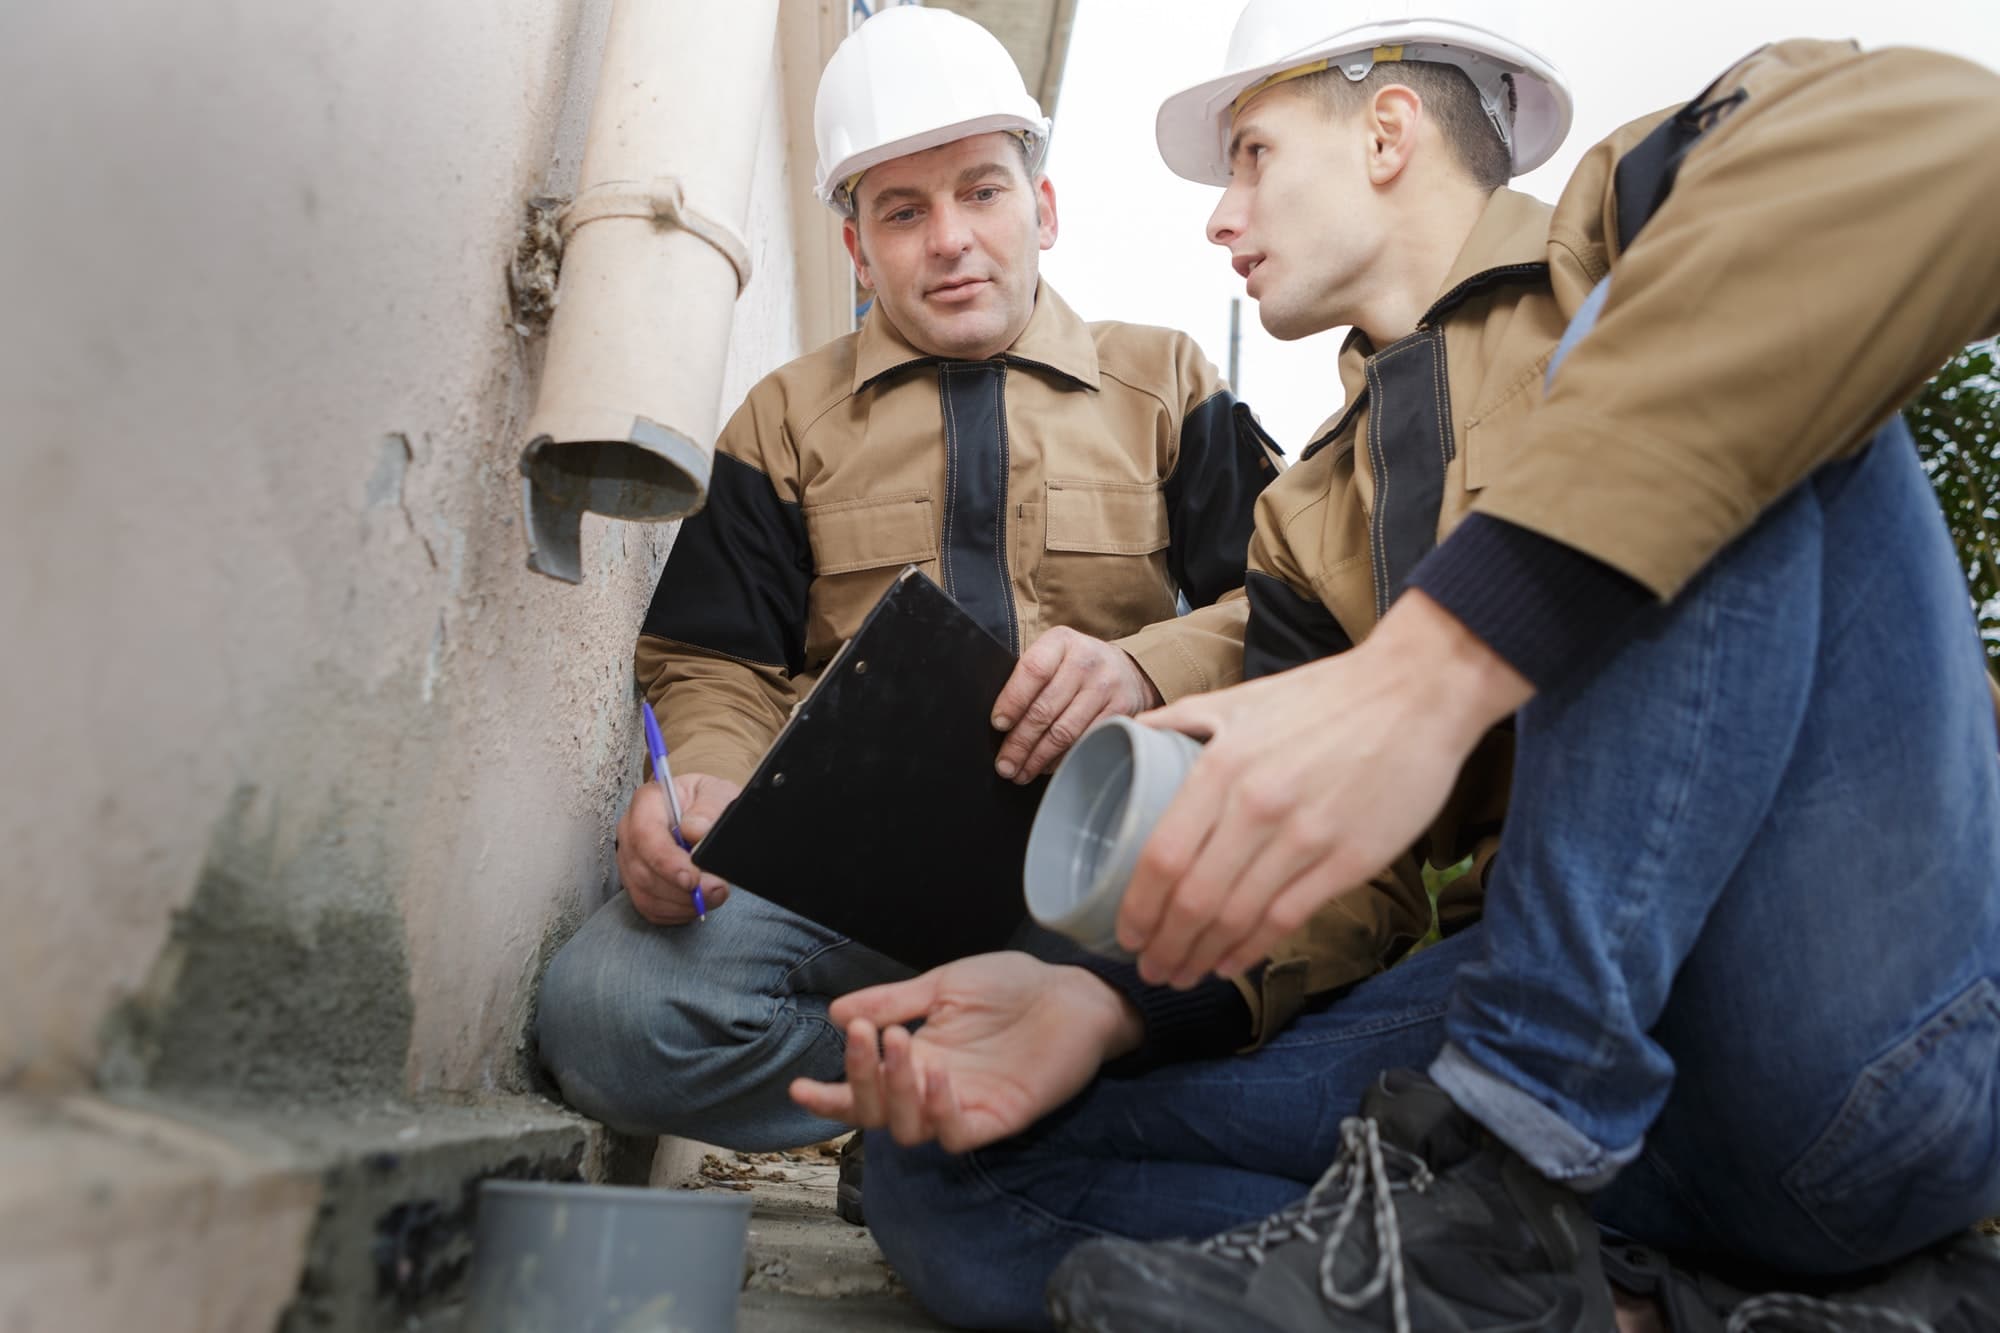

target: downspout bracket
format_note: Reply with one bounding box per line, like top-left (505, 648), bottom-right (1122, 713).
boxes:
top-left (560, 178), bottom-right (754, 295)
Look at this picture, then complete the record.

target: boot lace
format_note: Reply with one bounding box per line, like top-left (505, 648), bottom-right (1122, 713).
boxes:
top-left (1726, 1290), bottom-right (1936, 1333)
top-left (1198, 1115), bottom-right (1434, 1333)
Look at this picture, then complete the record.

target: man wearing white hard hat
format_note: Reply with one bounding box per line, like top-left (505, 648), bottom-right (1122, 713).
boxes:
top-left (793, 2), bottom-right (2000, 1328)
top-left (536, 4), bottom-right (1287, 1223)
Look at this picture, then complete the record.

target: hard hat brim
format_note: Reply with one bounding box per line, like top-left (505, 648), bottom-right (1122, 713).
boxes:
top-left (1155, 18), bottom-right (1572, 185)
top-left (816, 114), bottom-right (1053, 209)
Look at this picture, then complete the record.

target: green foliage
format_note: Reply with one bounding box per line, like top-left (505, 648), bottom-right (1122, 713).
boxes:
top-left (1905, 339), bottom-right (2000, 668)
top-left (1408, 855), bottom-right (1475, 955)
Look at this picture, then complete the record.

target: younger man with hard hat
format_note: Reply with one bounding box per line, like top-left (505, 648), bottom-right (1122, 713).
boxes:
top-left (535, 4), bottom-right (1293, 1221)
top-left (795, 2), bottom-right (2000, 1328)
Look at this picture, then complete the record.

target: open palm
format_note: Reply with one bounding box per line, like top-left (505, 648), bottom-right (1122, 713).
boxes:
top-left (789, 951), bottom-right (1138, 1153)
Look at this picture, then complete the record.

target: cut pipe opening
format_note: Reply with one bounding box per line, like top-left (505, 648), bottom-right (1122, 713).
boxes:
top-left (519, 435), bottom-right (708, 521)
top-left (518, 418), bottom-right (713, 583)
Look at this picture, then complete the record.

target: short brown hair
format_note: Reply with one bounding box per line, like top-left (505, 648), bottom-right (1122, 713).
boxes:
top-left (1289, 60), bottom-right (1514, 192)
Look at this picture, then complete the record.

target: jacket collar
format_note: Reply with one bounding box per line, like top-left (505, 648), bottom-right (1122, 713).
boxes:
top-left (1301, 190), bottom-right (1554, 459)
top-left (852, 280), bottom-right (1101, 392)
top-left (1421, 187), bottom-right (1556, 324)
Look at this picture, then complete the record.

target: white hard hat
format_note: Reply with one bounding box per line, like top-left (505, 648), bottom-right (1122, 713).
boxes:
top-left (814, 6), bottom-right (1052, 215)
top-left (1156, 0), bottom-right (1573, 185)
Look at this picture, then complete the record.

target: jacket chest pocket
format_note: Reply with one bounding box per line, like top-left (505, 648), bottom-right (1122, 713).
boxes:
top-left (802, 491), bottom-right (938, 667)
top-left (1037, 479), bottom-right (1176, 642)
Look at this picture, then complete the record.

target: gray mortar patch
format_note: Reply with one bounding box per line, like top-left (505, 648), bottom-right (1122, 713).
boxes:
top-left (99, 783), bottom-right (415, 1107)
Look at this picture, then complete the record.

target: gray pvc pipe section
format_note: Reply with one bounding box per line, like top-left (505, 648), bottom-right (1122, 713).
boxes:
top-left (1024, 716), bottom-right (1204, 959)
top-left (462, 1180), bottom-right (754, 1331)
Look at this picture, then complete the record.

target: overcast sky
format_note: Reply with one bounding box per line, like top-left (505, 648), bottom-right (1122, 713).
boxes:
top-left (1039, 1), bottom-right (2000, 449)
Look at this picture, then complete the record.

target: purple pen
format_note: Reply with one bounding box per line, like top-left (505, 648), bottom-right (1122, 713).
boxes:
top-left (641, 700), bottom-right (704, 921)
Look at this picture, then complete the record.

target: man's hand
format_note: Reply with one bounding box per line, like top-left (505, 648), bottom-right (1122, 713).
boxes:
top-left (616, 772), bottom-right (740, 925)
top-left (991, 628), bottom-right (1163, 783)
top-left (1117, 591), bottom-right (1533, 988)
top-left (788, 952), bottom-right (1142, 1152)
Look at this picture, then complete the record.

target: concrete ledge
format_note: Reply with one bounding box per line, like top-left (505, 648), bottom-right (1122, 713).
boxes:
top-left (240, 1095), bottom-right (609, 1331)
top-left (0, 1090), bottom-right (625, 1333)
top-left (0, 1094), bottom-right (321, 1333)
top-left (1, 1097), bottom-right (960, 1332)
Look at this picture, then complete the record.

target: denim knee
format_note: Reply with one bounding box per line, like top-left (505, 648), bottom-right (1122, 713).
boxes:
top-left (535, 925), bottom-right (679, 1132)
top-left (865, 1134), bottom-right (1060, 1331)
top-left (537, 889), bottom-right (907, 1147)
top-left (538, 919), bottom-right (764, 1136)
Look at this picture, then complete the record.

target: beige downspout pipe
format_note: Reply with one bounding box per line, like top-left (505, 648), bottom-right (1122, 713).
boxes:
top-left (518, 0), bottom-right (782, 583)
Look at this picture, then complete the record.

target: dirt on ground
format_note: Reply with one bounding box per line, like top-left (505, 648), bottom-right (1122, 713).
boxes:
top-left (688, 1141), bottom-right (846, 1192)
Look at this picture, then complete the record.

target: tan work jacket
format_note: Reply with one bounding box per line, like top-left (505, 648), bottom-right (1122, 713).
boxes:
top-left (1236, 40), bottom-right (2000, 1042)
top-left (638, 282), bottom-right (1282, 787)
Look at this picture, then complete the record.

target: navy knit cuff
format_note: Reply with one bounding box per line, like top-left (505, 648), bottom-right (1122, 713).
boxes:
top-left (1408, 513), bottom-right (1653, 692)
top-left (1067, 955), bottom-right (1255, 1077)
top-left (1006, 921), bottom-right (1252, 1074)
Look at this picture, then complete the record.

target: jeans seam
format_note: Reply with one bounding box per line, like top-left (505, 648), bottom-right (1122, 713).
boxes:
top-left (1566, 591), bottom-right (1722, 1103)
top-left (1265, 1000), bottom-right (1450, 1052)
top-left (779, 935), bottom-right (858, 991)
top-left (1776, 975), bottom-right (2000, 1264)
top-left (751, 951), bottom-right (846, 1067)
top-left (1784, 978), bottom-right (2000, 1199)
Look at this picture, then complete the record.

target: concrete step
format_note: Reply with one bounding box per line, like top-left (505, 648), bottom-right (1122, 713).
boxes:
top-left (0, 1096), bottom-right (953, 1333)
top-left (0, 1089), bottom-right (626, 1333)
top-left (0, 1093), bottom-right (321, 1333)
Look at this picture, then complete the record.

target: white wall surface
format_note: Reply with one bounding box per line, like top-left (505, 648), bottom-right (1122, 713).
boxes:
top-left (0, 0), bottom-right (811, 1099)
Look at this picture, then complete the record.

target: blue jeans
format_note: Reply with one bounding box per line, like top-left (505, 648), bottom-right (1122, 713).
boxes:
top-left (536, 889), bottom-right (910, 1149)
top-left (869, 421), bottom-right (2000, 1330)
top-left (1436, 417), bottom-right (2000, 1275)
top-left (867, 928), bottom-right (1474, 1330)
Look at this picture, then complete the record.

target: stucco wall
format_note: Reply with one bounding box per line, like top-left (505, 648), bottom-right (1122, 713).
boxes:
top-left (0, 0), bottom-right (812, 1102)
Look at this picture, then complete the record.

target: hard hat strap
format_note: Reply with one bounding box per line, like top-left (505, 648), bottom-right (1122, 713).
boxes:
top-left (1229, 42), bottom-right (1517, 157)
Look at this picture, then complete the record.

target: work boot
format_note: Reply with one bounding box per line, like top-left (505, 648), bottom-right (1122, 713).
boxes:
top-left (836, 1131), bottom-right (866, 1227)
top-left (1714, 1229), bottom-right (2000, 1333)
top-left (1046, 1069), bottom-right (1615, 1332)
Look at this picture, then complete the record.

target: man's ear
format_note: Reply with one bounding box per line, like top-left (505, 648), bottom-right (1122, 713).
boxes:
top-left (842, 217), bottom-right (874, 291)
top-left (1365, 84), bottom-right (1422, 186)
top-left (1035, 175), bottom-right (1059, 251)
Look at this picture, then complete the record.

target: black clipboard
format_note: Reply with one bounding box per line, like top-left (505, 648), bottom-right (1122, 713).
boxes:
top-left (692, 568), bottom-right (1044, 971)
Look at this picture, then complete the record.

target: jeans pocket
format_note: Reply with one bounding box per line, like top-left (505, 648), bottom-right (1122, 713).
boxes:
top-left (1781, 976), bottom-right (2000, 1262)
